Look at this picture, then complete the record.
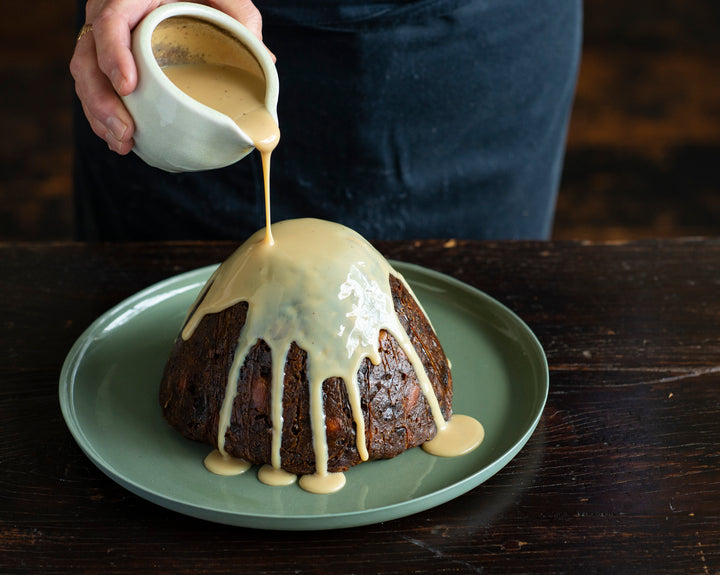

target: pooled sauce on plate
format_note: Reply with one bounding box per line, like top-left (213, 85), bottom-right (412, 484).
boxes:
top-left (157, 17), bottom-right (483, 494)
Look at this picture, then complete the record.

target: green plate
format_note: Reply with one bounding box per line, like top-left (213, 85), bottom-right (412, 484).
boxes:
top-left (59, 262), bottom-right (548, 530)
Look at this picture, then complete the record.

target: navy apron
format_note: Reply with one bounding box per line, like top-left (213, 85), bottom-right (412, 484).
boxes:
top-left (73, 0), bottom-right (582, 240)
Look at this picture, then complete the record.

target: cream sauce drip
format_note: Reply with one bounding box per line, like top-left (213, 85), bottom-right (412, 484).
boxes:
top-left (161, 62), bottom-right (279, 243)
top-left (258, 464), bottom-right (297, 487)
top-left (203, 448), bottom-right (251, 476)
top-left (422, 414), bottom-right (485, 457)
top-left (162, 63), bottom-right (277, 152)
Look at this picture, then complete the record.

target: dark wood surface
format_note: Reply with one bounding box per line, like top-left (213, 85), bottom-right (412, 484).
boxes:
top-left (1, 238), bottom-right (718, 574)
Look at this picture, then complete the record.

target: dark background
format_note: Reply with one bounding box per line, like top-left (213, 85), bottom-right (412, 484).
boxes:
top-left (2, 0), bottom-right (719, 241)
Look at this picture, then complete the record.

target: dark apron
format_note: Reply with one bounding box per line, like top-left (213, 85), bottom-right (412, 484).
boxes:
top-left (73, 0), bottom-right (582, 241)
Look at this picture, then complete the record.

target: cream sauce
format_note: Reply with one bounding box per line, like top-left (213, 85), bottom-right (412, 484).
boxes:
top-left (258, 464), bottom-right (297, 487)
top-left (299, 470), bottom-right (346, 495)
top-left (162, 63), bottom-right (276, 147)
top-left (203, 448), bottom-right (251, 476)
top-left (182, 219), bottom-right (452, 493)
top-left (161, 62), bottom-right (279, 243)
top-left (160, 23), bottom-right (483, 494)
top-left (422, 414), bottom-right (485, 457)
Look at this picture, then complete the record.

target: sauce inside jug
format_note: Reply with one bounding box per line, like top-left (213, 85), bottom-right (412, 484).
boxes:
top-left (162, 61), bottom-right (279, 241)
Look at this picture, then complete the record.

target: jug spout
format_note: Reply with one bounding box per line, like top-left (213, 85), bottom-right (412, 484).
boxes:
top-left (130, 108), bottom-right (256, 173)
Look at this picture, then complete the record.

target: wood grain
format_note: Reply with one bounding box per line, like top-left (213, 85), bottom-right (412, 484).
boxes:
top-left (1, 239), bottom-right (718, 574)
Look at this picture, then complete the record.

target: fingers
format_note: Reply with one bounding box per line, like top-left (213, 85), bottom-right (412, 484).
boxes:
top-left (90, 1), bottom-right (146, 96)
top-left (208, 0), bottom-right (264, 40)
top-left (70, 0), bottom-right (272, 156)
top-left (70, 0), bottom-right (159, 154)
top-left (206, 0), bottom-right (275, 61)
top-left (70, 19), bottom-right (135, 155)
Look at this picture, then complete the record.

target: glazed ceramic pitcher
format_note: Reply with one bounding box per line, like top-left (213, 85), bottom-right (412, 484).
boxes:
top-left (122, 2), bottom-right (279, 172)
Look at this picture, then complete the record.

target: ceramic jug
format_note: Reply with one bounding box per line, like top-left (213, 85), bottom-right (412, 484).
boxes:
top-left (121, 2), bottom-right (279, 172)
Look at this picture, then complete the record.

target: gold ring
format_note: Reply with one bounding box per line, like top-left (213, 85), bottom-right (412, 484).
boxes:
top-left (76, 23), bottom-right (93, 42)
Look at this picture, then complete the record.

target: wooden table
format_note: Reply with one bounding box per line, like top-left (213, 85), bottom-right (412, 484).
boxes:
top-left (1, 238), bottom-right (718, 574)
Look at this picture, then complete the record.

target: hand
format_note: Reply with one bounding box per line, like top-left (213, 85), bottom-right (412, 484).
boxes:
top-left (70, 0), bottom-right (266, 155)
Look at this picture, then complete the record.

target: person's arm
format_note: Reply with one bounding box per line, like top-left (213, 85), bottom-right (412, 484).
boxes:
top-left (70, 0), bottom-right (266, 154)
